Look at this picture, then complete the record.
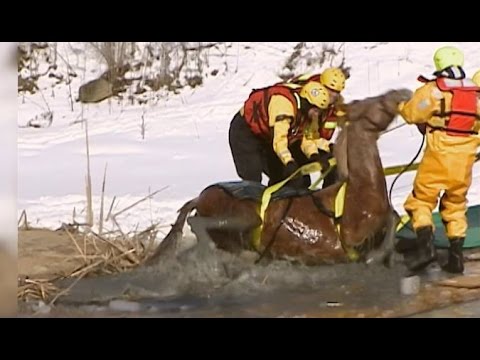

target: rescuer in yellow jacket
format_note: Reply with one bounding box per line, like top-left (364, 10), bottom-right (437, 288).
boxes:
top-left (229, 80), bottom-right (332, 188)
top-left (398, 46), bottom-right (480, 274)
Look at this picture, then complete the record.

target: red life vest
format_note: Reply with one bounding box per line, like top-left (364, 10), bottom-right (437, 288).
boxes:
top-left (243, 85), bottom-right (304, 141)
top-left (418, 76), bottom-right (480, 137)
top-left (319, 107), bottom-right (337, 140)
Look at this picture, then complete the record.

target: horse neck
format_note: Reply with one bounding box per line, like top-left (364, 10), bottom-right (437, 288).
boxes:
top-left (346, 122), bottom-right (387, 194)
top-left (336, 121), bottom-right (390, 249)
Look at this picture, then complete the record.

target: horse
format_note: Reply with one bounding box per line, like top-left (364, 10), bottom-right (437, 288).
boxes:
top-left (147, 88), bottom-right (413, 267)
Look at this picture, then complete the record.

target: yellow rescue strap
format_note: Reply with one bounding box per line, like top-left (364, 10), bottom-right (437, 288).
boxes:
top-left (251, 158), bottom-right (358, 262)
top-left (251, 162), bottom-right (323, 251)
top-left (395, 214), bottom-right (411, 232)
top-left (332, 182), bottom-right (359, 262)
top-left (383, 163), bottom-right (420, 177)
top-left (309, 157), bottom-right (336, 190)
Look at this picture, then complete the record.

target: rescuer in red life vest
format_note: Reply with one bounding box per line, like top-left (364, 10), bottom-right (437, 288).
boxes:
top-left (228, 80), bottom-right (333, 189)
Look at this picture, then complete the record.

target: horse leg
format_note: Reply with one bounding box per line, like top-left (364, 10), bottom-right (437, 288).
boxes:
top-left (383, 209), bottom-right (401, 268)
top-left (187, 215), bottom-right (258, 258)
top-left (366, 208), bottom-right (400, 267)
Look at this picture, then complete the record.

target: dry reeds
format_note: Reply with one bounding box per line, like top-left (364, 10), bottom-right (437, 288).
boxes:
top-left (17, 277), bottom-right (60, 303)
top-left (17, 224), bottom-right (160, 305)
top-left (68, 225), bottom-right (158, 278)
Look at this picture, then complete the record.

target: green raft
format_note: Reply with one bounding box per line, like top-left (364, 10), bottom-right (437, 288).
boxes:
top-left (396, 204), bottom-right (480, 249)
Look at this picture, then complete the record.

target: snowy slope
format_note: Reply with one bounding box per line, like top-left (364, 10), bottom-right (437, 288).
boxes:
top-left (17, 42), bottom-right (480, 236)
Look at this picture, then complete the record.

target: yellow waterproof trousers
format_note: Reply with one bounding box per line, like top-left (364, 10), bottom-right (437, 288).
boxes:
top-left (404, 131), bottom-right (480, 239)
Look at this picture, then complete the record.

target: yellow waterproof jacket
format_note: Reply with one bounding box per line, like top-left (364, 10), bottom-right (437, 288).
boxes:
top-left (399, 80), bottom-right (480, 133)
top-left (269, 95), bottom-right (319, 165)
top-left (399, 79), bottom-right (480, 169)
top-left (241, 93), bottom-right (319, 165)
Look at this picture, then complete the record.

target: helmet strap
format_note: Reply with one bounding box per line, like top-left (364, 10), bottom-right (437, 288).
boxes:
top-left (433, 65), bottom-right (465, 80)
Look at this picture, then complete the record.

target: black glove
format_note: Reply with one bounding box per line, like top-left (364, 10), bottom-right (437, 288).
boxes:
top-left (309, 151), bottom-right (331, 172)
top-left (283, 161), bottom-right (304, 188)
top-left (284, 161), bottom-right (299, 178)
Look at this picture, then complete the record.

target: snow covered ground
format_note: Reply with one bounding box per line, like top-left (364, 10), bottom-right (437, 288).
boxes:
top-left (17, 42), bottom-right (480, 238)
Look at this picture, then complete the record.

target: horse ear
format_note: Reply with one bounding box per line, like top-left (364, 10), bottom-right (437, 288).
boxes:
top-left (340, 66), bottom-right (351, 79)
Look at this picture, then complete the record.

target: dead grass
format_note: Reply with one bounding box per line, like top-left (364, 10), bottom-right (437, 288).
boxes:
top-left (17, 224), bottom-right (159, 305)
top-left (17, 277), bottom-right (60, 303)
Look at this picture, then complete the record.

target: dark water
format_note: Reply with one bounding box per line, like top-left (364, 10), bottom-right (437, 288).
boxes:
top-left (19, 237), bottom-right (478, 318)
top-left (48, 239), bottom-right (415, 317)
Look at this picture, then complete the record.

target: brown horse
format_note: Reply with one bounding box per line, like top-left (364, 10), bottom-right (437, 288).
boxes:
top-left (147, 88), bottom-right (413, 266)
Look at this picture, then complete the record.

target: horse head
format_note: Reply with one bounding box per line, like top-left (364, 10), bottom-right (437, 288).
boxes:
top-left (333, 89), bottom-right (412, 181)
top-left (344, 88), bottom-right (412, 132)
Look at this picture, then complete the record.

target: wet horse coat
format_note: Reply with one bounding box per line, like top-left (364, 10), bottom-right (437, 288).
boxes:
top-left (148, 89), bottom-right (413, 266)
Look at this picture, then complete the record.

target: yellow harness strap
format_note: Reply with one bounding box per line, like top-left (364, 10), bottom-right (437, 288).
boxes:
top-left (383, 163), bottom-right (420, 176)
top-left (309, 157), bottom-right (336, 190)
top-left (333, 182), bottom-right (359, 261)
top-left (251, 162), bottom-right (323, 251)
top-left (251, 158), bottom-right (357, 263)
top-left (335, 183), bottom-right (347, 233)
top-left (395, 214), bottom-right (412, 232)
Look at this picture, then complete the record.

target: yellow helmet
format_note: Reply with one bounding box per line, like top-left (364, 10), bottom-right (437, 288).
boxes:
top-left (433, 46), bottom-right (464, 71)
top-left (299, 81), bottom-right (330, 109)
top-left (473, 70), bottom-right (480, 86)
top-left (320, 67), bottom-right (346, 92)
